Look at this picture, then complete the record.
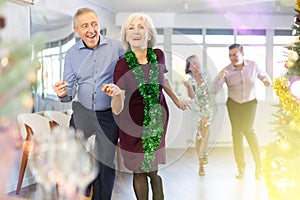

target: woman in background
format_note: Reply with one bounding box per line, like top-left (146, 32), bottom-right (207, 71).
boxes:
top-left (183, 55), bottom-right (215, 176)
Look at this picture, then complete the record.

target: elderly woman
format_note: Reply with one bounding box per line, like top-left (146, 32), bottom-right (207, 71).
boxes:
top-left (102, 12), bottom-right (189, 200)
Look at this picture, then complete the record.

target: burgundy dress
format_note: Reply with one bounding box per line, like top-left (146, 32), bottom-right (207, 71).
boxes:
top-left (113, 48), bottom-right (169, 171)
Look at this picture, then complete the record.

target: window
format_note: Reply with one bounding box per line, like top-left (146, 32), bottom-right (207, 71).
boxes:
top-left (171, 45), bottom-right (203, 98)
top-left (36, 34), bottom-right (76, 98)
top-left (272, 29), bottom-right (295, 98)
top-left (170, 29), bottom-right (203, 97)
top-left (236, 29), bottom-right (266, 44)
top-left (205, 29), bottom-right (234, 44)
top-left (172, 28), bottom-right (203, 44)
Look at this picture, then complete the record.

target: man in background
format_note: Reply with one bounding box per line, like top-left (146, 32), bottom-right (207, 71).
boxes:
top-left (211, 43), bottom-right (271, 180)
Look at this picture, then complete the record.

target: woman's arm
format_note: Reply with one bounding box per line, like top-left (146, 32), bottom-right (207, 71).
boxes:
top-left (163, 75), bottom-right (190, 110)
top-left (183, 80), bottom-right (195, 99)
top-left (102, 84), bottom-right (125, 115)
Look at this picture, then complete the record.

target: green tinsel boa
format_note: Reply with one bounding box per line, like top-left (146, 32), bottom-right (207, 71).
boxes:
top-left (125, 48), bottom-right (164, 171)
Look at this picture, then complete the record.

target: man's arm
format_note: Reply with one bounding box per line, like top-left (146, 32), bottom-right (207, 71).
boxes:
top-left (256, 62), bottom-right (272, 87)
top-left (211, 70), bottom-right (227, 94)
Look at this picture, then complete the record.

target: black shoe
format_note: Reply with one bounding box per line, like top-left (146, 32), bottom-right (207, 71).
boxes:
top-left (235, 167), bottom-right (245, 179)
top-left (255, 167), bottom-right (262, 180)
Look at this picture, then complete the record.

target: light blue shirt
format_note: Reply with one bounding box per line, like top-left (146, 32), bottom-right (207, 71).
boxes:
top-left (211, 60), bottom-right (271, 104)
top-left (60, 35), bottom-right (125, 110)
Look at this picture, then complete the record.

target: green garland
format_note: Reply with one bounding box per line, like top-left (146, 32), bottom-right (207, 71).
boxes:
top-left (125, 48), bottom-right (164, 171)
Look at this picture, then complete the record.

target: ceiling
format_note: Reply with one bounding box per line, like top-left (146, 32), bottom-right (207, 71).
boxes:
top-left (31, 0), bottom-right (297, 38)
top-left (88, 0), bottom-right (296, 15)
top-left (31, 6), bottom-right (72, 34)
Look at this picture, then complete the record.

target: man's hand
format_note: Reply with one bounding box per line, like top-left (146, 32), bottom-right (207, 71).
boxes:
top-left (54, 81), bottom-right (69, 98)
top-left (263, 79), bottom-right (271, 87)
top-left (218, 70), bottom-right (228, 79)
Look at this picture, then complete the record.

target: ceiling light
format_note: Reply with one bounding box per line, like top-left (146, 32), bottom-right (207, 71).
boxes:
top-left (183, 0), bottom-right (189, 10)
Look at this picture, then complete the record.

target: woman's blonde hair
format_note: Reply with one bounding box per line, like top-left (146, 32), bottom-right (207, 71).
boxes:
top-left (120, 12), bottom-right (157, 51)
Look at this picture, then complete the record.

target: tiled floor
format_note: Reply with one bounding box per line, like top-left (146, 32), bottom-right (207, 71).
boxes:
top-left (8, 147), bottom-right (270, 200)
top-left (112, 147), bottom-right (269, 200)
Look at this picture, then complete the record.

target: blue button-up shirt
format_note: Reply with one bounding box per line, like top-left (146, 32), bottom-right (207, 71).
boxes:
top-left (60, 35), bottom-right (125, 110)
top-left (211, 60), bottom-right (271, 104)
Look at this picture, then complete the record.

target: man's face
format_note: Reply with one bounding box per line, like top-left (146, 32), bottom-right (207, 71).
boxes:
top-left (229, 47), bottom-right (244, 65)
top-left (74, 12), bottom-right (100, 49)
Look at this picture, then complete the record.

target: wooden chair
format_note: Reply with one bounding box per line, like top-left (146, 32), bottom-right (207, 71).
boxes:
top-left (43, 110), bottom-right (123, 172)
top-left (43, 110), bottom-right (71, 129)
top-left (15, 113), bottom-right (57, 195)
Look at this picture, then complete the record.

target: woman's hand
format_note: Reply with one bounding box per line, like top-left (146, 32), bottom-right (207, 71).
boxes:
top-left (102, 83), bottom-right (122, 97)
top-left (183, 80), bottom-right (190, 88)
top-left (178, 99), bottom-right (191, 110)
top-left (102, 83), bottom-right (125, 115)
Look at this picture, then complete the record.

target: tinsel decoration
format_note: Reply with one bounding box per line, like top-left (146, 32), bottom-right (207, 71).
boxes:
top-left (296, 0), bottom-right (300, 11)
top-left (262, 77), bottom-right (300, 200)
top-left (272, 77), bottom-right (300, 123)
top-left (188, 74), bottom-right (215, 142)
top-left (262, 2), bottom-right (300, 198)
top-left (125, 48), bottom-right (164, 171)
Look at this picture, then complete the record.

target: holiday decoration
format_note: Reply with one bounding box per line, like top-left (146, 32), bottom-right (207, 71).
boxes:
top-left (0, 0), bottom-right (44, 195)
top-left (262, 2), bottom-right (300, 199)
top-left (125, 49), bottom-right (164, 171)
top-left (297, 0), bottom-right (300, 11)
top-left (289, 75), bottom-right (300, 99)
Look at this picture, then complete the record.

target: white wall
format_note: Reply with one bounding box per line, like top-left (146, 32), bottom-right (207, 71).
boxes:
top-left (34, 0), bottom-right (120, 40)
top-left (1, 2), bottom-right (30, 41)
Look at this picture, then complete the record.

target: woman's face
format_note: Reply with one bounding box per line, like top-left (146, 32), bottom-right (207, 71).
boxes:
top-left (125, 17), bottom-right (150, 50)
top-left (188, 56), bottom-right (201, 74)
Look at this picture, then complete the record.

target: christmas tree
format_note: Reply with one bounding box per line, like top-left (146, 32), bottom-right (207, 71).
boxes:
top-left (262, 1), bottom-right (300, 199)
top-left (0, 0), bottom-right (43, 119)
top-left (0, 0), bottom-right (43, 195)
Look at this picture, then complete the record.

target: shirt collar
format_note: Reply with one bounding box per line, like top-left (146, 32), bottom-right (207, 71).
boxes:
top-left (230, 60), bottom-right (249, 70)
top-left (78, 34), bottom-right (107, 50)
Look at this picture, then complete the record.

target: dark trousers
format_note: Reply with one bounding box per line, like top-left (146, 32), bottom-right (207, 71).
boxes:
top-left (70, 109), bottom-right (119, 200)
top-left (226, 98), bottom-right (261, 169)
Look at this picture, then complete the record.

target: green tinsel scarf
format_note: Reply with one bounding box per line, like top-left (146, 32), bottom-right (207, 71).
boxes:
top-left (125, 48), bottom-right (164, 171)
